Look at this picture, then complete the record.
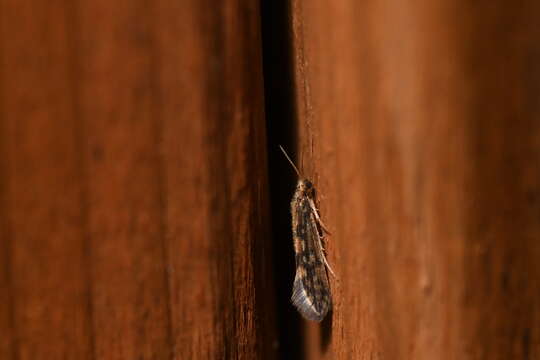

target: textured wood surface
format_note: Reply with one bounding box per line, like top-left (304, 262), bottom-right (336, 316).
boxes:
top-left (0, 0), bottom-right (276, 359)
top-left (1, 0), bottom-right (540, 359)
top-left (285, 0), bottom-right (540, 358)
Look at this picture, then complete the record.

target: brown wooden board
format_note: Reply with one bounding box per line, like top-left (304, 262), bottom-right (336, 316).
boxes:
top-left (153, 0), bottom-right (277, 358)
top-left (287, 0), bottom-right (540, 358)
top-left (0, 1), bottom-right (93, 358)
top-left (0, 0), bottom-right (276, 359)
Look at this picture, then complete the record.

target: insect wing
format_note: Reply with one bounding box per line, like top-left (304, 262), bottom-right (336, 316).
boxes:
top-left (291, 198), bottom-right (331, 321)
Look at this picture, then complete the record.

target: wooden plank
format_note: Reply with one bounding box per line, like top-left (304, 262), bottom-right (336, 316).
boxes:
top-left (287, 0), bottom-right (540, 358)
top-left (73, 1), bottom-right (173, 358)
top-left (0, 0), bottom-right (276, 358)
top-left (154, 1), bottom-right (277, 358)
top-left (0, 1), bottom-right (93, 359)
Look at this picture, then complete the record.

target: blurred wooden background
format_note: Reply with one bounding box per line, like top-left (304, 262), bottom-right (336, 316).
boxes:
top-left (1, 0), bottom-right (539, 359)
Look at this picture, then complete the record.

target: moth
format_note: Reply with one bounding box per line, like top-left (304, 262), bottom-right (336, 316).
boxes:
top-left (280, 146), bottom-right (335, 322)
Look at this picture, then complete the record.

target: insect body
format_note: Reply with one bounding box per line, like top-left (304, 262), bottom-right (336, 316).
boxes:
top-left (280, 146), bottom-right (334, 322)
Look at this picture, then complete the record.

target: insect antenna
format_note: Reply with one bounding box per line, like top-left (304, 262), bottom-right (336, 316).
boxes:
top-left (279, 145), bottom-right (302, 178)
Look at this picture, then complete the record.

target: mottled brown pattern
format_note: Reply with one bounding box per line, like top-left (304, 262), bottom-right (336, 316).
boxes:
top-left (290, 179), bottom-right (332, 322)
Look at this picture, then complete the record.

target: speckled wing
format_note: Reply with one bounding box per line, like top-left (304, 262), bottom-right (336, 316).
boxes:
top-left (291, 197), bottom-right (331, 322)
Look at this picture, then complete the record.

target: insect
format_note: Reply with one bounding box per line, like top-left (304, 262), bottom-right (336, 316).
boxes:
top-left (280, 145), bottom-right (335, 322)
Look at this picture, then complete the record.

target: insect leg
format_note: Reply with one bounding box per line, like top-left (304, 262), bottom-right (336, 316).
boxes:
top-left (310, 211), bottom-right (336, 277)
top-left (308, 198), bottom-right (332, 235)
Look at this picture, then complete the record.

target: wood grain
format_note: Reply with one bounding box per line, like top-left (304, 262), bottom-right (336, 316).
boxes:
top-left (154, 0), bottom-right (277, 358)
top-left (287, 0), bottom-right (540, 358)
top-left (0, 1), bottom-right (93, 358)
top-left (2, 0), bottom-right (540, 358)
top-left (0, 0), bottom-right (276, 359)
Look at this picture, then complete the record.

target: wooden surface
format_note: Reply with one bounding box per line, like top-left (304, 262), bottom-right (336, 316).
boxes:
top-left (0, 0), bottom-right (276, 359)
top-left (284, 0), bottom-right (540, 358)
top-left (1, 0), bottom-right (540, 359)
